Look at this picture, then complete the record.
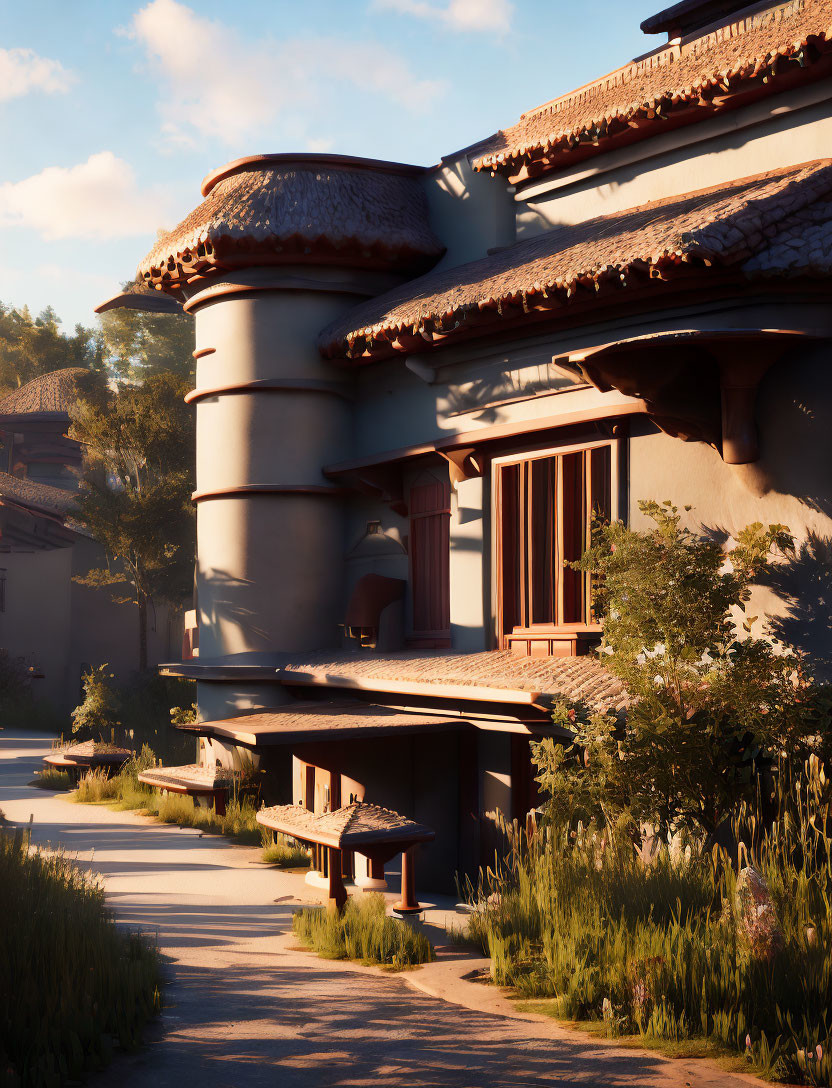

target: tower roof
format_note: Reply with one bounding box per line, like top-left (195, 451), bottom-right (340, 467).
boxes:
top-left (0, 368), bottom-right (89, 417)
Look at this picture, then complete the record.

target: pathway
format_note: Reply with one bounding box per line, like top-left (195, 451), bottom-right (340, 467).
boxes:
top-left (1, 730), bottom-right (765, 1088)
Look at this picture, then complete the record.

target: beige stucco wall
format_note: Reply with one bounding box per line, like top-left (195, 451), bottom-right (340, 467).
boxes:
top-left (515, 81), bottom-right (832, 238)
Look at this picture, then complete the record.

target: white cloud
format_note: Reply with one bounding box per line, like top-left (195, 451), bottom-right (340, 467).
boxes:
top-left (0, 47), bottom-right (75, 102)
top-left (373, 0), bottom-right (512, 33)
top-left (0, 152), bottom-right (172, 241)
top-left (128, 0), bottom-right (445, 147)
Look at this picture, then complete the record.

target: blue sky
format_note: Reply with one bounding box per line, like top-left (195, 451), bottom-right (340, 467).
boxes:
top-left (0, 0), bottom-right (650, 330)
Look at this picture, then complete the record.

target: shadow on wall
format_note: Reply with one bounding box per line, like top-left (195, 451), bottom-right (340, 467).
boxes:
top-left (761, 533), bottom-right (832, 680)
top-left (197, 567), bottom-right (270, 651)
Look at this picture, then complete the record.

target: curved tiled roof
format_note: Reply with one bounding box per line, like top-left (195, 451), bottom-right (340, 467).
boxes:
top-left (473, 0), bottom-right (832, 180)
top-left (138, 155), bottom-right (444, 291)
top-left (320, 160), bottom-right (832, 360)
top-left (0, 368), bottom-right (88, 416)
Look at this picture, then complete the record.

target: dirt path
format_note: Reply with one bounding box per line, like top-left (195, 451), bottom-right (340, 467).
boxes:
top-left (1, 729), bottom-right (765, 1088)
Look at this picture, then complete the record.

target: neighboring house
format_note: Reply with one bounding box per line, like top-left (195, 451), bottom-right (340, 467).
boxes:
top-left (0, 369), bottom-right (180, 714)
top-left (102, 0), bottom-right (832, 890)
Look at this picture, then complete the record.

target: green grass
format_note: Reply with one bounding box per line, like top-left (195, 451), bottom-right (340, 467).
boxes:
top-left (0, 828), bottom-right (161, 1088)
top-left (464, 772), bottom-right (832, 1086)
top-left (293, 893), bottom-right (434, 969)
top-left (28, 768), bottom-right (73, 791)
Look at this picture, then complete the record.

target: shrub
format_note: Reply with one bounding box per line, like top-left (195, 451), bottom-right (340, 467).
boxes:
top-left (293, 894), bottom-right (434, 968)
top-left (0, 829), bottom-right (161, 1087)
top-left (541, 501), bottom-right (828, 843)
top-left (71, 664), bottom-right (121, 737)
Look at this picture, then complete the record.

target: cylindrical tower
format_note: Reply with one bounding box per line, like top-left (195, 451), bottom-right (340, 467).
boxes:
top-left (136, 154), bottom-right (443, 719)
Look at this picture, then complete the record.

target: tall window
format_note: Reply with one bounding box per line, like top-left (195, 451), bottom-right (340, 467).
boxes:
top-left (408, 475), bottom-right (451, 648)
top-left (494, 441), bottom-right (614, 655)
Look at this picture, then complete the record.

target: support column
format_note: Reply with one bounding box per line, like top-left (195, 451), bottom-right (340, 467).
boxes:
top-left (327, 847), bottom-right (348, 912)
top-left (393, 847), bottom-right (422, 915)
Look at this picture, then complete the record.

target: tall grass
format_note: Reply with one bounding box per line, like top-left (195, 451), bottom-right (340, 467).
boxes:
top-left (0, 829), bottom-right (161, 1088)
top-left (293, 894), bottom-right (434, 968)
top-left (71, 746), bottom-right (284, 849)
top-left (467, 763), bottom-right (832, 1084)
top-left (29, 767), bottom-right (72, 791)
top-left (260, 826), bottom-right (310, 868)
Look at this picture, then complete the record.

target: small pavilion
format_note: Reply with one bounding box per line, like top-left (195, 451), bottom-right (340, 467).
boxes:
top-left (137, 763), bottom-right (236, 815)
top-left (257, 801), bottom-right (434, 912)
top-left (44, 740), bottom-right (132, 784)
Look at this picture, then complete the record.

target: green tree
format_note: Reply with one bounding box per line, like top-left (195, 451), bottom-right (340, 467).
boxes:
top-left (71, 664), bottom-right (121, 737)
top-left (0, 302), bottom-right (104, 393)
top-left (69, 372), bottom-right (195, 671)
top-left (98, 281), bottom-right (193, 384)
top-left (533, 501), bottom-right (825, 843)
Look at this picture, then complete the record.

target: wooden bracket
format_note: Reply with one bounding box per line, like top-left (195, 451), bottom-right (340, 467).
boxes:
top-left (437, 447), bottom-right (484, 492)
top-left (713, 349), bottom-right (782, 465)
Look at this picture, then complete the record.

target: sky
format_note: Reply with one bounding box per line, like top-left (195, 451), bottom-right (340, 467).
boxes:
top-left (0, 0), bottom-right (650, 331)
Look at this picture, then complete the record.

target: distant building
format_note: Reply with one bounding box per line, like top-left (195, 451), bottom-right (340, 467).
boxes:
top-left (0, 369), bottom-right (180, 714)
top-left (104, 0), bottom-right (832, 891)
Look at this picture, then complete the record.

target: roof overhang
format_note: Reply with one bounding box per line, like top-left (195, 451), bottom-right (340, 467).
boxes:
top-left (185, 700), bottom-right (470, 748)
top-left (95, 290), bottom-right (184, 316)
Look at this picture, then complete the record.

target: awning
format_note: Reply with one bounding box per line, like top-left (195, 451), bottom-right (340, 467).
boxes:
top-left (186, 700), bottom-right (469, 747)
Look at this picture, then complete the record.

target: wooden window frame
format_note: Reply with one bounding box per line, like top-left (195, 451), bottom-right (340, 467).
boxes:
top-left (407, 473), bottom-right (451, 649)
top-left (492, 437), bottom-right (620, 656)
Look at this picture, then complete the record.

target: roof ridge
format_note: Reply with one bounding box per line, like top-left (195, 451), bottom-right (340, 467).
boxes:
top-left (473, 0), bottom-right (830, 177)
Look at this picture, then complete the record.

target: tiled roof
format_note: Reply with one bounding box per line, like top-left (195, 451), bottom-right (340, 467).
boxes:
top-left (320, 160), bottom-right (832, 360)
top-left (0, 368), bottom-right (88, 416)
top-left (472, 0), bottom-right (832, 179)
top-left (138, 155), bottom-right (444, 291)
top-left (257, 801), bottom-right (435, 849)
top-left (0, 472), bottom-right (75, 516)
top-left (60, 740), bottom-right (132, 766)
top-left (0, 471), bottom-right (89, 536)
top-left (138, 763), bottom-right (235, 791)
top-left (280, 649), bottom-right (628, 712)
top-left (193, 700), bottom-right (466, 746)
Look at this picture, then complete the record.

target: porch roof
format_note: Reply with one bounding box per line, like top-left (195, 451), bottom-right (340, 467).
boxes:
top-left (181, 700), bottom-right (469, 748)
top-left (279, 650), bottom-right (628, 713)
top-left (256, 801), bottom-right (435, 850)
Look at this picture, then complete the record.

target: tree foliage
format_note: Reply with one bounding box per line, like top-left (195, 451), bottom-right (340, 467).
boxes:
top-left (533, 501), bottom-right (829, 841)
top-left (98, 284), bottom-right (193, 383)
top-left (0, 302), bottom-right (104, 393)
top-left (69, 372), bottom-right (195, 671)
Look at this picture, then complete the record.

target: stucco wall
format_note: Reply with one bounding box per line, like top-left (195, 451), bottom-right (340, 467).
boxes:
top-left (516, 81), bottom-right (832, 238)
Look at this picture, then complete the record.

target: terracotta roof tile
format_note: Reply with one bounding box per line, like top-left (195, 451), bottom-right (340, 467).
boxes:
top-left (473, 0), bottom-right (832, 178)
top-left (138, 156), bottom-right (444, 290)
top-left (0, 470), bottom-right (90, 536)
top-left (280, 649), bottom-right (628, 712)
top-left (257, 801), bottom-right (435, 848)
top-left (320, 160), bottom-right (832, 360)
top-left (0, 368), bottom-right (89, 416)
